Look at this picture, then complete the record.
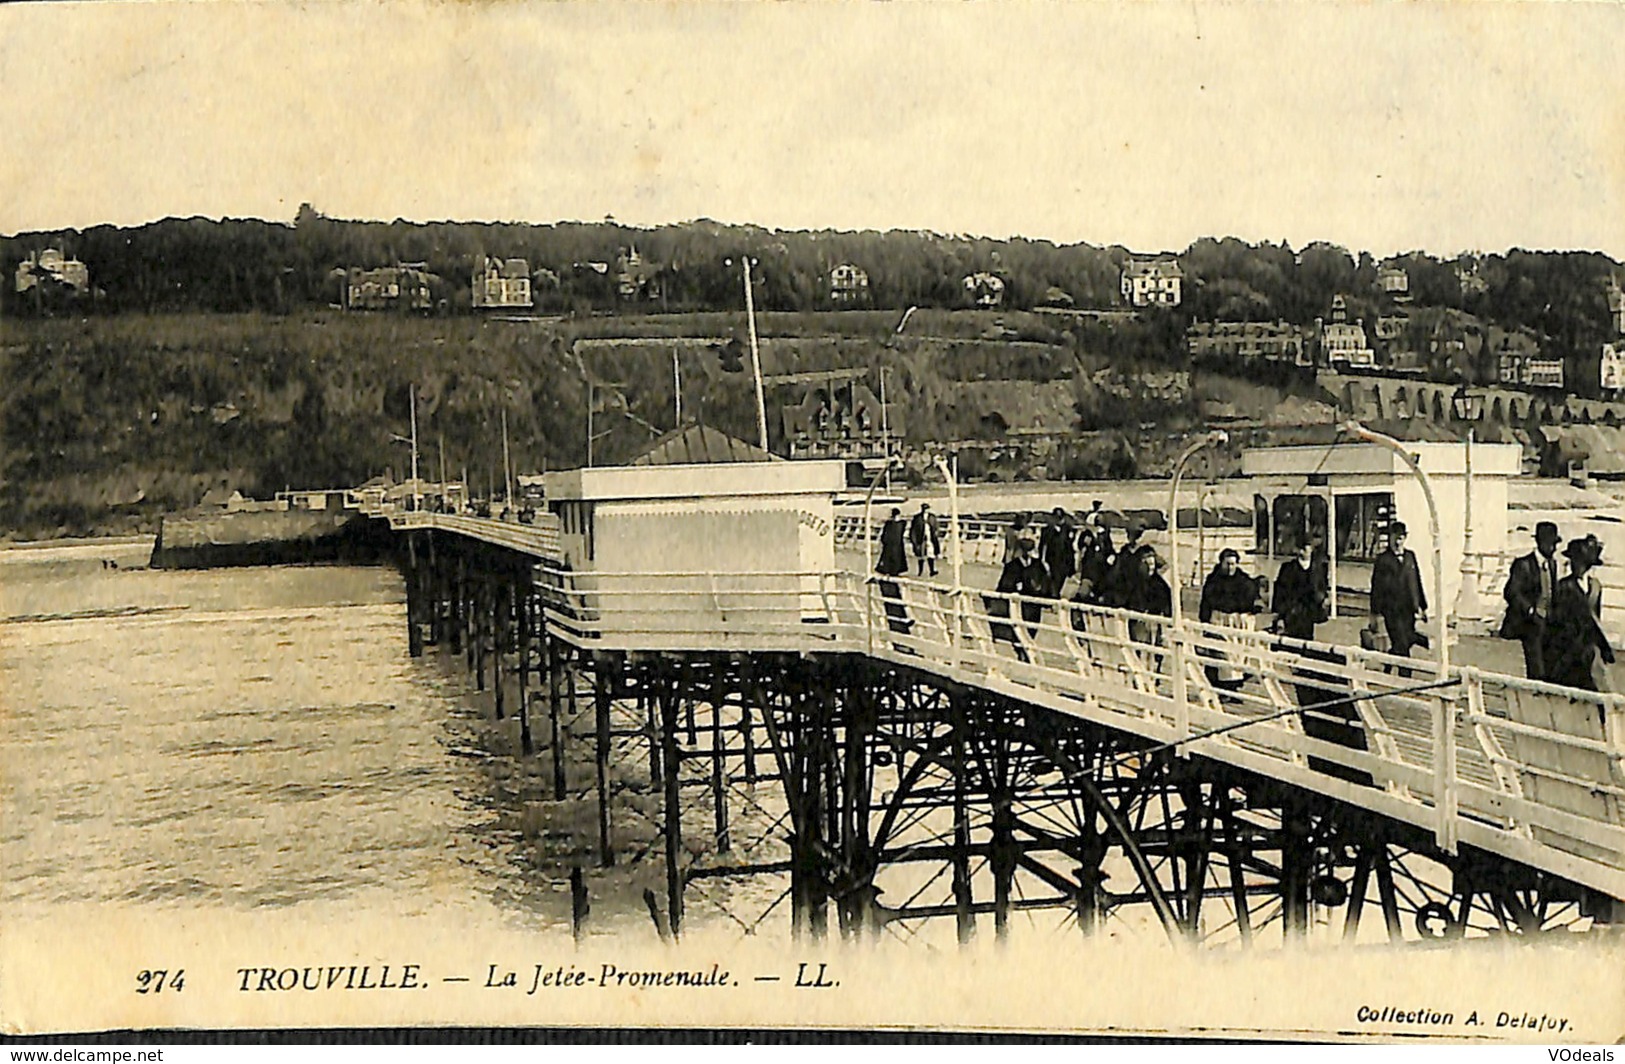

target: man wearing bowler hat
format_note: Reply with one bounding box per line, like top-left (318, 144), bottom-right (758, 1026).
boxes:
top-left (1370, 521), bottom-right (1427, 665)
top-left (1500, 521), bottom-right (1562, 681)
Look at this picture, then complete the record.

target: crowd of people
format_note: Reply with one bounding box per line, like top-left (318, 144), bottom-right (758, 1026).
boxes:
top-left (875, 502), bottom-right (1332, 649)
top-left (873, 500), bottom-right (1615, 698)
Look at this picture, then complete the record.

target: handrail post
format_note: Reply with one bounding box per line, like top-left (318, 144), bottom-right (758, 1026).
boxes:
top-left (1168, 430), bottom-right (1227, 752)
top-left (859, 464), bottom-right (895, 657)
top-left (934, 454), bottom-right (962, 673)
top-left (1435, 668), bottom-right (1465, 852)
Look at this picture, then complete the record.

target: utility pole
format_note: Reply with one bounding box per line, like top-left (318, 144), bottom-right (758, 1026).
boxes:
top-left (501, 407), bottom-right (514, 510)
top-left (673, 347), bottom-right (683, 426)
top-left (743, 258), bottom-right (768, 454)
top-left (879, 365), bottom-right (891, 491)
top-left (409, 383), bottom-right (421, 512)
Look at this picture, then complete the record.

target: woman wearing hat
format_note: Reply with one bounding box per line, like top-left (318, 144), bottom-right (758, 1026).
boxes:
top-left (1543, 535), bottom-right (1614, 693)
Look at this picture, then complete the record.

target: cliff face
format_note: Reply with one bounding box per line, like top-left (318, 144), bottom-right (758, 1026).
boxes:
top-left (0, 313), bottom-right (585, 539)
top-left (0, 310), bottom-right (1316, 540)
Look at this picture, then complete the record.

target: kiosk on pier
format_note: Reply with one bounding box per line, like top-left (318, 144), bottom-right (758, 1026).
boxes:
top-left (542, 425), bottom-right (849, 644)
top-left (1242, 440), bottom-right (1521, 619)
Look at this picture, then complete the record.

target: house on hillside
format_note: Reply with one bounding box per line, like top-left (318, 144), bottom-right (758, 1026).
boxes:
top-left (14, 248), bottom-right (90, 295)
top-left (1522, 357), bottom-right (1566, 389)
top-left (199, 486), bottom-right (245, 512)
top-left (1601, 342), bottom-right (1625, 395)
top-left (1316, 296), bottom-right (1373, 368)
top-left (1456, 259), bottom-right (1489, 298)
top-left (829, 263), bottom-right (870, 305)
top-left (1120, 257), bottom-right (1183, 307)
top-left (1374, 315), bottom-right (1408, 342)
top-left (1538, 424), bottom-right (1625, 480)
top-left (1377, 265), bottom-right (1410, 300)
top-left (963, 272), bottom-right (1006, 308)
top-left (780, 370), bottom-right (898, 460)
top-left (344, 264), bottom-right (433, 311)
top-left (1186, 320), bottom-right (1307, 366)
top-left (472, 256), bottom-right (532, 309)
top-left (615, 246), bottom-right (660, 301)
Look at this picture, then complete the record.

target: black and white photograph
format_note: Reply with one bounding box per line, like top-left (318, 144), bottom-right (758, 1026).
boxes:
top-left (2, 0), bottom-right (1624, 1043)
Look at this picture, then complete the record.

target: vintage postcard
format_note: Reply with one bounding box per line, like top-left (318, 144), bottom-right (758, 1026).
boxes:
top-left (3, 0), bottom-right (1625, 1042)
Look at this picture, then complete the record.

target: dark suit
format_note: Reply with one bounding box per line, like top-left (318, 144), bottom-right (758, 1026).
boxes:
top-left (1370, 547), bottom-right (1426, 657)
top-left (1272, 557), bottom-right (1328, 640)
top-left (1500, 550), bottom-right (1558, 681)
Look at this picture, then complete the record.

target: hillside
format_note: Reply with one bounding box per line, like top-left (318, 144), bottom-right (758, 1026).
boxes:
top-left (1, 310), bottom-right (1328, 540)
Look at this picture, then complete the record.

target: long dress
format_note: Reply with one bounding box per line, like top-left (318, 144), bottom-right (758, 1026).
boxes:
top-left (1199, 568), bottom-right (1260, 686)
top-left (875, 519), bottom-right (910, 633)
top-left (1543, 574), bottom-right (1613, 693)
top-left (985, 556), bottom-right (1033, 662)
top-left (1129, 573), bottom-right (1171, 646)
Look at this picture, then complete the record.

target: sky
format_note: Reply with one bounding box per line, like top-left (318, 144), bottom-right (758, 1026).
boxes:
top-left (3, 1), bottom-right (1623, 258)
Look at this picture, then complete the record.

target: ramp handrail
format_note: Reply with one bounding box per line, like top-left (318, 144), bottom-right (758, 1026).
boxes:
top-left (528, 560), bottom-right (1625, 901)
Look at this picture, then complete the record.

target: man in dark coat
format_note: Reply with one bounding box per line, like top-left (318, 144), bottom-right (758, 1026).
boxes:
top-left (1101, 525), bottom-right (1145, 608)
top-left (1272, 540), bottom-right (1328, 641)
top-left (909, 502), bottom-right (942, 577)
top-left (1370, 521), bottom-right (1427, 660)
top-left (1039, 507), bottom-right (1076, 597)
top-left (1500, 521), bottom-right (1561, 681)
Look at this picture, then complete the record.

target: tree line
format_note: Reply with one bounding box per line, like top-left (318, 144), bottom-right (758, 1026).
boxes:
top-left (3, 208), bottom-right (1618, 360)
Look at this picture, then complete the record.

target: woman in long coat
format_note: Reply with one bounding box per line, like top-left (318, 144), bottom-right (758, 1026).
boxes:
top-left (986, 545), bottom-right (1037, 663)
top-left (876, 509), bottom-right (907, 577)
top-left (1543, 536), bottom-right (1614, 693)
top-left (1128, 549), bottom-right (1172, 647)
top-left (1198, 548), bottom-right (1261, 691)
top-left (875, 508), bottom-right (911, 634)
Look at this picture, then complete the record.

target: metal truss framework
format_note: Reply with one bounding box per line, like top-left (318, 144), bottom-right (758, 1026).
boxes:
top-left (401, 533), bottom-right (1615, 949)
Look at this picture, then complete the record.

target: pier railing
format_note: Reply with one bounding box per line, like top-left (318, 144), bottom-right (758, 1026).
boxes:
top-left (531, 561), bottom-right (1625, 901)
top-left (386, 507), bottom-right (1625, 901)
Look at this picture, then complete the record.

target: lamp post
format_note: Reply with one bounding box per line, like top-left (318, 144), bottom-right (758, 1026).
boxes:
top-left (1342, 418), bottom-right (1459, 853)
top-left (1167, 430), bottom-right (1230, 631)
top-left (879, 365), bottom-right (891, 492)
top-left (934, 453), bottom-right (963, 672)
top-left (1340, 422), bottom-right (1449, 680)
top-left (409, 383), bottom-right (421, 513)
top-left (1451, 385), bottom-right (1487, 626)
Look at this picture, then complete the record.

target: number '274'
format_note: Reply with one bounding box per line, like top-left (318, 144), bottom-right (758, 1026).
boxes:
top-left (136, 969), bottom-right (184, 993)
